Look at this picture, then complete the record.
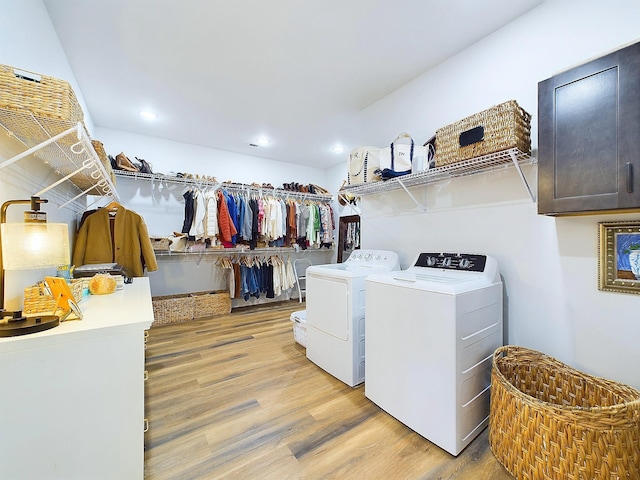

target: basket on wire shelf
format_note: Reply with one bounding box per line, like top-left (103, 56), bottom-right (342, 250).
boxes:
top-left (435, 100), bottom-right (531, 166)
top-left (489, 345), bottom-right (640, 480)
top-left (0, 63), bottom-right (84, 123)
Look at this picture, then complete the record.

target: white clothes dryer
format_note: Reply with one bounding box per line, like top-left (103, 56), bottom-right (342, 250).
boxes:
top-left (364, 252), bottom-right (503, 456)
top-left (305, 249), bottom-right (400, 387)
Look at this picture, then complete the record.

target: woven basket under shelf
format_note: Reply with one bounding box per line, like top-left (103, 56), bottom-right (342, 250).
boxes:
top-left (91, 139), bottom-right (116, 185)
top-left (152, 290), bottom-right (231, 326)
top-left (0, 64), bottom-right (84, 123)
top-left (150, 237), bottom-right (171, 252)
top-left (489, 345), bottom-right (640, 480)
top-left (193, 290), bottom-right (231, 319)
top-left (435, 100), bottom-right (531, 166)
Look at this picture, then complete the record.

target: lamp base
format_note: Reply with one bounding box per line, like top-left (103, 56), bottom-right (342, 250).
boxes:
top-left (0, 311), bottom-right (60, 337)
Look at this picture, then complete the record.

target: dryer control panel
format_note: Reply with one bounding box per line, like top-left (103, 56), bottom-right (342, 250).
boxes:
top-left (414, 253), bottom-right (487, 272)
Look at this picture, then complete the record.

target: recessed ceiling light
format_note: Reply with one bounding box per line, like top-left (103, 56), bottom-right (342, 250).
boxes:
top-left (332, 145), bottom-right (345, 154)
top-left (256, 136), bottom-right (270, 147)
top-left (139, 110), bottom-right (158, 120)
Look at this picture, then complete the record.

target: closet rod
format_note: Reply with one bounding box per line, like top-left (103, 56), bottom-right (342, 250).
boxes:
top-left (155, 246), bottom-right (333, 257)
top-left (114, 170), bottom-right (333, 203)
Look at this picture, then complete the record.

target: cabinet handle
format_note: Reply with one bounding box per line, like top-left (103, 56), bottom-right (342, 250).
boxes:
top-left (627, 163), bottom-right (633, 193)
top-left (144, 330), bottom-right (149, 342)
top-left (144, 418), bottom-right (149, 433)
top-left (144, 370), bottom-right (149, 381)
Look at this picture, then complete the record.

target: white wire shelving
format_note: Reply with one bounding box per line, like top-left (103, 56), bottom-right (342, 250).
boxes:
top-left (341, 148), bottom-right (537, 207)
top-left (0, 108), bottom-right (119, 209)
top-left (114, 170), bottom-right (334, 203)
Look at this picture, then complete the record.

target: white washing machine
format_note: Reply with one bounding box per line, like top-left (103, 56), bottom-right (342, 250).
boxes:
top-left (364, 252), bottom-right (502, 456)
top-left (305, 249), bottom-right (400, 387)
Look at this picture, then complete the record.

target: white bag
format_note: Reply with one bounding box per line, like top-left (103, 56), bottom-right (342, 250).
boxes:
top-left (348, 146), bottom-right (381, 185)
top-left (379, 133), bottom-right (415, 174)
top-left (412, 144), bottom-right (430, 172)
top-left (168, 233), bottom-right (187, 252)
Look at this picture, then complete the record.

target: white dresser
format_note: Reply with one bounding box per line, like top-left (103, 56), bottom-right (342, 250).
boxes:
top-left (0, 277), bottom-right (154, 480)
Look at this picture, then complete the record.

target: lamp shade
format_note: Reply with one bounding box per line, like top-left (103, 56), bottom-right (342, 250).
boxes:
top-left (1, 222), bottom-right (70, 270)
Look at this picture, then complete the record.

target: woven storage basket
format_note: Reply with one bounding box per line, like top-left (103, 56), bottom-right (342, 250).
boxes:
top-left (193, 290), bottom-right (231, 319)
top-left (91, 139), bottom-right (116, 185)
top-left (0, 64), bottom-right (84, 123)
top-left (152, 291), bottom-right (231, 326)
top-left (152, 293), bottom-right (195, 326)
top-left (23, 280), bottom-right (84, 315)
top-left (150, 237), bottom-right (170, 252)
top-left (489, 345), bottom-right (640, 480)
top-left (435, 100), bottom-right (531, 166)
top-left (23, 284), bottom-right (57, 315)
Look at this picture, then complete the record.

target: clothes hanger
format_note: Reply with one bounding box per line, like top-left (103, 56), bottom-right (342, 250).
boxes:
top-left (104, 200), bottom-right (122, 213)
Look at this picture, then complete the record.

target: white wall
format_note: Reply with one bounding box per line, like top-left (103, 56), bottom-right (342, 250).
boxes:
top-left (359, 0), bottom-right (640, 388)
top-left (0, 0), bottom-right (84, 310)
top-left (95, 127), bottom-right (329, 190)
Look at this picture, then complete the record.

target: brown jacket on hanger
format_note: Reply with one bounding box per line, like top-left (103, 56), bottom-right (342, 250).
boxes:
top-left (73, 205), bottom-right (158, 277)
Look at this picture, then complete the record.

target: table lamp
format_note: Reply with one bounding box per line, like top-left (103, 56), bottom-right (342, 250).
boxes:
top-left (0, 196), bottom-right (70, 337)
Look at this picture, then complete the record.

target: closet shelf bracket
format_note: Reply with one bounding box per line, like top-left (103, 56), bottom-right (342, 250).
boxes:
top-left (508, 149), bottom-right (536, 203)
top-left (396, 177), bottom-right (427, 213)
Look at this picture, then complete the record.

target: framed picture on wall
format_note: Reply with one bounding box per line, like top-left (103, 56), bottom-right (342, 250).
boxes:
top-left (598, 221), bottom-right (640, 294)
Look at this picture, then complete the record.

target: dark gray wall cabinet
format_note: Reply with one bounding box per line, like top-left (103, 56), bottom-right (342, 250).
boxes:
top-left (538, 41), bottom-right (640, 215)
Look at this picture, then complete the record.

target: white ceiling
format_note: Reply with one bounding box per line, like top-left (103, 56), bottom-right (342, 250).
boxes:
top-left (43, 0), bottom-right (543, 170)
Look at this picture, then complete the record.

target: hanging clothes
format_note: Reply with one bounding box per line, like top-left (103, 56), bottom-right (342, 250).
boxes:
top-left (73, 204), bottom-right (158, 277)
top-left (319, 203), bottom-right (334, 245)
top-left (189, 189), bottom-right (206, 240)
top-left (217, 190), bottom-right (237, 245)
top-left (250, 197), bottom-right (259, 250)
top-left (284, 257), bottom-right (296, 290)
top-left (204, 190), bottom-right (219, 241)
top-left (181, 189), bottom-right (195, 237)
top-left (226, 191), bottom-right (239, 245)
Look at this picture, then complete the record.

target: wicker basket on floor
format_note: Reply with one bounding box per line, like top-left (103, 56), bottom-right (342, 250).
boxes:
top-left (0, 64), bottom-right (84, 123)
top-left (489, 345), bottom-right (640, 480)
top-left (435, 100), bottom-right (531, 166)
top-left (193, 290), bottom-right (231, 319)
top-left (152, 290), bottom-right (231, 326)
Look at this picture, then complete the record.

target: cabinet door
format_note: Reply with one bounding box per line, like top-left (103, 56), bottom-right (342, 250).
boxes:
top-left (538, 41), bottom-right (640, 215)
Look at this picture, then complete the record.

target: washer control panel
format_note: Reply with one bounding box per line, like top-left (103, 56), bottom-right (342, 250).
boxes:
top-left (414, 253), bottom-right (487, 272)
top-left (345, 249), bottom-right (399, 268)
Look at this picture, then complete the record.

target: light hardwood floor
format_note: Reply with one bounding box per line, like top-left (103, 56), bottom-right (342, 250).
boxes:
top-left (144, 300), bottom-right (513, 480)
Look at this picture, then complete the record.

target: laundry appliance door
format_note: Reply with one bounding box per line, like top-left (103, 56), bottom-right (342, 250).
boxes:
top-left (306, 274), bottom-right (350, 340)
top-left (306, 271), bottom-right (366, 387)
